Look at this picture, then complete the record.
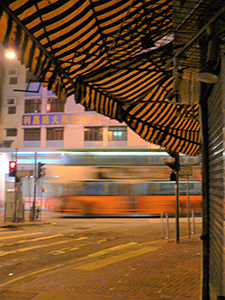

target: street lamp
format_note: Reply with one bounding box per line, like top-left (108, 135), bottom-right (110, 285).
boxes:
top-left (5, 49), bottom-right (16, 59)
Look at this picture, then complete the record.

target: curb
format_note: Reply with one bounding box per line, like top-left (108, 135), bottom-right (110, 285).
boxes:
top-left (0, 221), bottom-right (52, 228)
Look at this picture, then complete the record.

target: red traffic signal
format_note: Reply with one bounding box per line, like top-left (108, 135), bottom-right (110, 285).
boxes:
top-left (9, 161), bottom-right (17, 176)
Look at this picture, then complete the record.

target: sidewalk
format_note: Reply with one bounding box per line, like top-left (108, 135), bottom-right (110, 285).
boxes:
top-left (0, 208), bottom-right (52, 227)
top-left (0, 208), bottom-right (202, 299)
top-left (0, 236), bottom-right (202, 300)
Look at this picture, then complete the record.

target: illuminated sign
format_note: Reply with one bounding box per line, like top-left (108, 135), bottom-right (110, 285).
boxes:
top-left (22, 113), bottom-right (119, 126)
top-left (22, 114), bottom-right (79, 126)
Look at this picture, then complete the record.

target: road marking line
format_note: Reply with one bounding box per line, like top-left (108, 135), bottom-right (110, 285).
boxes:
top-left (78, 242), bottom-right (137, 261)
top-left (24, 233), bottom-right (65, 242)
top-left (1, 234), bottom-right (65, 247)
top-left (0, 230), bottom-right (24, 234)
top-left (0, 241), bottom-right (68, 256)
top-left (69, 247), bottom-right (80, 252)
top-left (0, 237), bottom-right (89, 257)
top-left (137, 240), bottom-right (161, 246)
top-left (0, 232), bottom-right (43, 240)
top-left (0, 264), bottom-right (63, 288)
top-left (51, 250), bottom-right (66, 255)
top-left (74, 246), bottom-right (160, 271)
top-left (75, 237), bottom-right (88, 241)
top-left (50, 243), bottom-right (87, 255)
top-left (96, 239), bottom-right (107, 244)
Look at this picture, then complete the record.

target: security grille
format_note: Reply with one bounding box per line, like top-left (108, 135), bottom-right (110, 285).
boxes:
top-left (208, 71), bottom-right (225, 298)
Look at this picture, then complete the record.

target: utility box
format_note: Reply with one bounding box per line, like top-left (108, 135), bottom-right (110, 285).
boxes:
top-left (5, 191), bottom-right (24, 221)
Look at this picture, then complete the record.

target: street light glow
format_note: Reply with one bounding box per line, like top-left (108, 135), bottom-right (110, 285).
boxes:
top-left (5, 50), bottom-right (16, 59)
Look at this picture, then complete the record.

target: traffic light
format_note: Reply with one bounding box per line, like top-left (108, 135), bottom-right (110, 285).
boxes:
top-left (38, 162), bottom-right (45, 178)
top-left (9, 161), bottom-right (17, 176)
top-left (164, 150), bottom-right (180, 172)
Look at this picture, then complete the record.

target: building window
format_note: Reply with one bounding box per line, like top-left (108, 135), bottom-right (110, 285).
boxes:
top-left (108, 126), bottom-right (127, 141)
top-left (25, 99), bottom-right (42, 113)
top-left (24, 128), bottom-right (41, 141)
top-left (6, 128), bottom-right (17, 137)
top-left (8, 107), bottom-right (16, 114)
top-left (46, 127), bottom-right (64, 140)
top-left (8, 68), bottom-right (18, 76)
top-left (46, 98), bottom-right (64, 112)
top-left (6, 97), bottom-right (17, 106)
top-left (84, 127), bottom-right (103, 141)
top-left (9, 77), bottom-right (18, 85)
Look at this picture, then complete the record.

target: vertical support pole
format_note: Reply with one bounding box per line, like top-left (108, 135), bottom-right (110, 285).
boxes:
top-left (199, 79), bottom-right (210, 299)
top-left (165, 151), bottom-right (180, 242)
top-left (187, 175), bottom-right (191, 238)
top-left (28, 176), bottom-right (31, 209)
top-left (13, 148), bottom-right (18, 222)
top-left (175, 170), bottom-right (180, 243)
top-left (40, 175), bottom-right (44, 221)
top-left (32, 152), bottom-right (37, 221)
top-left (192, 209), bottom-right (195, 235)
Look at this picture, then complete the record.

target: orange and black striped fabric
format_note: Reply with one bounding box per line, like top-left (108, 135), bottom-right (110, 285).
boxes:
top-left (0, 0), bottom-right (200, 155)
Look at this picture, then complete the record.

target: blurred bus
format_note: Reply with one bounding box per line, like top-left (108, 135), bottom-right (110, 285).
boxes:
top-left (17, 151), bottom-right (202, 215)
top-left (52, 179), bottom-right (201, 215)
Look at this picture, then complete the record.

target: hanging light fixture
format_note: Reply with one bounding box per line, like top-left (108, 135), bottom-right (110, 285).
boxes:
top-left (196, 26), bottom-right (220, 84)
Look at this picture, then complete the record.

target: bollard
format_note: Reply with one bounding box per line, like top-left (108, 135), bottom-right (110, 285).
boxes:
top-left (161, 212), bottom-right (170, 240)
top-left (161, 213), bottom-right (164, 239)
top-left (192, 209), bottom-right (195, 235)
top-left (166, 212), bottom-right (169, 240)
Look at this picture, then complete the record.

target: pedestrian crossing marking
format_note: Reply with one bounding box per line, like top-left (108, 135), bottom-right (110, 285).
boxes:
top-left (74, 246), bottom-right (160, 271)
top-left (0, 232), bottom-right (43, 240)
top-left (78, 242), bottom-right (137, 261)
top-left (0, 240), bottom-right (69, 257)
top-left (0, 237), bottom-right (89, 257)
top-left (1, 234), bottom-right (65, 247)
top-left (20, 233), bottom-right (64, 243)
top-left (0, 230), bottom-right (24, 234)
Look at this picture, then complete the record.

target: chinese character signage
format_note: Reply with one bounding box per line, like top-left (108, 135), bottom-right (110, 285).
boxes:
top-left (22, 113), bottom-right (122, 126)
top-left (22, 114), bottom-right (78, 126)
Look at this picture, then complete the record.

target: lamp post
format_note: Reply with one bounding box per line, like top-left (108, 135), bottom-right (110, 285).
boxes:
top-left (165, 150), bottom-right (180, 243)
top-left (31, 152), bottom-right (37, 221)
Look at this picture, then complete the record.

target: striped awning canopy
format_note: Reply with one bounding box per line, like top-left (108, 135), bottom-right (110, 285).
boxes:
top-left (0, 0), bottom-right (202, 155)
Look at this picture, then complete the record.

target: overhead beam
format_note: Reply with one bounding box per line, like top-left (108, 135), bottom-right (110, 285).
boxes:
top-left (164, 4), bottom-right (225, 69)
